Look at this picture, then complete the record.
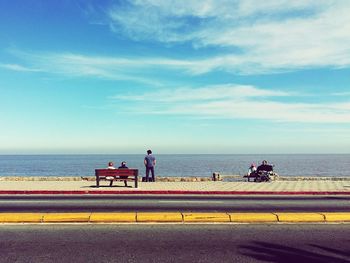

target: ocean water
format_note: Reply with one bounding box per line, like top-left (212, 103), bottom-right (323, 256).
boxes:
top-left (0, 154), bottom-right (349, 177)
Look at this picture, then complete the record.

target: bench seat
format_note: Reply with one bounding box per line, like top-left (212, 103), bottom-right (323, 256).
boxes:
top-left (95, 169), bottom-right (138, 188)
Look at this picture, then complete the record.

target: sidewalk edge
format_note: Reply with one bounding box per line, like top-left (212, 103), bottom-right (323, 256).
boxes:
top-left (0, 212), bottom-right (349, 223)
top-left (0, 190), bottom-right (349, 195)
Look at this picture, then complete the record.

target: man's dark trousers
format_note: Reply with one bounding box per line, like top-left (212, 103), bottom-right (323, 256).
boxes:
top-left (146, 166), bottom-right (155, 182)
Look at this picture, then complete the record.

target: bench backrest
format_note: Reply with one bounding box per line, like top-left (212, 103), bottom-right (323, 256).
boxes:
top-left (95, 169), bottom-right (138, 177)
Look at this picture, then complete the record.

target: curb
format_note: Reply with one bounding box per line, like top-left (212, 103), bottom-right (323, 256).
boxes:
top-left (0, 212), bottom-right (349, 223)
top-left (0, 190), bottom-right (349, 195)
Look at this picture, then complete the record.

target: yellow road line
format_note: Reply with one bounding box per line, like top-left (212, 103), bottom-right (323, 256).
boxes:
top-left (43, 213), bottom-right (91, 223)
top-left (0, 212), bottom-right (349, 223)
top-left (322, 212), bottom-right (350, 222)
top-left (229, 213), bottom-right (278, 222)
top-left (137, 212), bottom-right (182, 222)
top-left (182, 213), bottom-right (230, 222)
top-left (90, 212), bottom-right (136, 222)
top-left (275, 213), bottom-right (325, 222)
top-left (0, 213), bottom-right (43, 223)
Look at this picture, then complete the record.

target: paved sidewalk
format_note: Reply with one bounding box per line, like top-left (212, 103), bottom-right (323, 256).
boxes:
top-left (0, 180), bottom-right (349, 194)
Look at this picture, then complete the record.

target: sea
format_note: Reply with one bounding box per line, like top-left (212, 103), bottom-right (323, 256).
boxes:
top-left (0, 154), bottom-right (349, 177)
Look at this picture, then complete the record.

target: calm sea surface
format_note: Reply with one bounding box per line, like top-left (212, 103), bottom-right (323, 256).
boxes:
top-left (0, 154), bottom-right (349, 177)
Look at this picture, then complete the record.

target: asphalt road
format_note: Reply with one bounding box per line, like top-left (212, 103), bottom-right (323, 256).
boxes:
top-left (0, 195), bottom-right (349, 212)
top-left (0, 224), bottom-right (349, 263)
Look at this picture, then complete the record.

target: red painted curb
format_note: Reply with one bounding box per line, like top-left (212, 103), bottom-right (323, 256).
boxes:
top-left (0, 190), bottom-right (349, 195)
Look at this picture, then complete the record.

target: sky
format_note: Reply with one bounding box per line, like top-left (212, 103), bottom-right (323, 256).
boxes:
top-left (0, 0), bottom-right (350, 154)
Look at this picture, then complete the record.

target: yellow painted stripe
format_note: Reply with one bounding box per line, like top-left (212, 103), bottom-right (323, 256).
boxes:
top-left (276, 213), bottom-right (325, 222)
top-left (182, 213), bottom-right (230, 222)
top-left (322, 213), bottom-right (350, 222)
top-left (137, 212), bottom-right (183, 222)
top-left (90, 213), bottom-right (136, 222)
top-left (0, 212), bottom-right (348, 223)
top-left (229, 213), bottom-right (278, 222)
top-left (0, 213), bottom-right (42, 223)
top-left (43, 213), bottom-right (91, 222)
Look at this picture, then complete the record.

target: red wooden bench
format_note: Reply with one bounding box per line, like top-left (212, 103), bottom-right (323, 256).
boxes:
top-left (95, 169), bottom-right (138, 188)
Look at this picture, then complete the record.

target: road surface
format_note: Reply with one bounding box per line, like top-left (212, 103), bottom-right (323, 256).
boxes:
top-left (0, 195), bottom-right (349, 212)
top-left (0, 224), bottom-right (349, 263)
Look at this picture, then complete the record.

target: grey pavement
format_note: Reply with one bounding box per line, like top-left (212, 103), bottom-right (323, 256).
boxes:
top-left (2, 195), bottom-right (350, 212)
top-left (0, 224), bottom-right (349, 263)
top-left (0, 179), bottom-right (349, 193)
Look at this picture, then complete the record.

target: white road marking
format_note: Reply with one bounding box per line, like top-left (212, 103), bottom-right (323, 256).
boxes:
top-left (158, 201), bottom-right (223, 203)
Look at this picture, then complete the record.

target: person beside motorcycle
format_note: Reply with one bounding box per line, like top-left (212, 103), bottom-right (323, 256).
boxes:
top-left (256, 160), bottom-right (274, 182)
top-left (247, 163), bottom-right (257, 176)
top-left (257, 160), bottom-right (273, 173)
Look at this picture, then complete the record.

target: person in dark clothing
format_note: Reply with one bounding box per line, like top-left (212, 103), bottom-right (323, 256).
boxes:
top-left (144, 150), bottom-right (156, 182)
top-left (257, 160), bottom-right (273, 173)
top-left (118, 161), bottom-right (128, 169)
top-left (118, 161), bottom-right (129, 187)
top-left (256, 160), bottom-right (274, 182)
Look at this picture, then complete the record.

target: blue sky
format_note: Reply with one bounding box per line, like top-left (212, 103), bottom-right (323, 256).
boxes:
top-left (0, 0), bottom-right (349, 154)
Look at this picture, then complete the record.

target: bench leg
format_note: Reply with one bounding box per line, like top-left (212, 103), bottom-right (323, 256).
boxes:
top-left (96, 177), bottom-right (100, 188)
top-left (135, 175), bottom-right (138, 188)
top-left (109, 180), bottom-right (113, 187)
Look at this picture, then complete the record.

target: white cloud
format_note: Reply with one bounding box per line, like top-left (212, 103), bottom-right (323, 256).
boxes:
top-left (0, 63), bottom-right (42, 72)
top-left (113, 84), bottom-right (350, 124)
top-left (332, 92), bottom-right (350, 96)
top-left (4, 49), bottom-right (224, 80)
top-left (4, 49), bottom-right (349, 124)
top-left (107, 0), bottom-right (350, 74)
top-left (6, 2), bottom-right (350, 78)
top-left (5, 50), bottom-right (175, 86)
top-left (113, 84), bottom-right (290, 102)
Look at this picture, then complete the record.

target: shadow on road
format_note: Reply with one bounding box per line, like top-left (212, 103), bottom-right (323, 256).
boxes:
top-left (240, 241), bottom-right (350, 263)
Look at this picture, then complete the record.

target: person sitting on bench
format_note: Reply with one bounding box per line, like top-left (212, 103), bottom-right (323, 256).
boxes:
top-left (256, 160), bottom-right (274, 182)
top-left (107, 162), bottom-right (116, 170)
top-left (118, 161), bottom-right (129, 187)
top-left (247, 163), bottom-right (257, 177)
top-left (257, 160), bottom-right (273, 173)
top-left (106, 162), bottom-right (116, 180)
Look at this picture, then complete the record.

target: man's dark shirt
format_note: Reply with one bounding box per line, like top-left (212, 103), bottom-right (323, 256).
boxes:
top-left (257, 164), bottom-right (273, 172)
top-left (144, 155), bottom-right (156, 168)
top-left (118, 164), bottom-right (129, 179)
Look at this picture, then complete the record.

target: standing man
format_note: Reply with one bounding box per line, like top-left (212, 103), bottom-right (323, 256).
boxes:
top-left (144, 149), bottom-right (156, 182)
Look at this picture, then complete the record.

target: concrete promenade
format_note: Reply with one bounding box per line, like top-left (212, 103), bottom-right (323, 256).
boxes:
top-left (0, 179), bottom-right (349, 195)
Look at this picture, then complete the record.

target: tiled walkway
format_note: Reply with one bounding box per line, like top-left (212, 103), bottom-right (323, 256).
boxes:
top-left (0, 180), bottom-right (349, 193)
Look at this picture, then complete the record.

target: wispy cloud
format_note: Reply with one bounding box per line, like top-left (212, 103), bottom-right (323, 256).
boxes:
top-left (3, 49), bottom-right (230, 80)
top-left (107, 0), bottom-right (350, 74)
top-left (5, 49), bottom-right (348, 124)
top-left (0, 63), bottom-right (42, 72)
top-left (5, 50), bottom-right (175, 86)
top-left (112, 84), bottom-right (350, 124)
top-left (113, 84), bottom-right (291, 102)
top-left (332, 92), bottom-right (350, 96)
